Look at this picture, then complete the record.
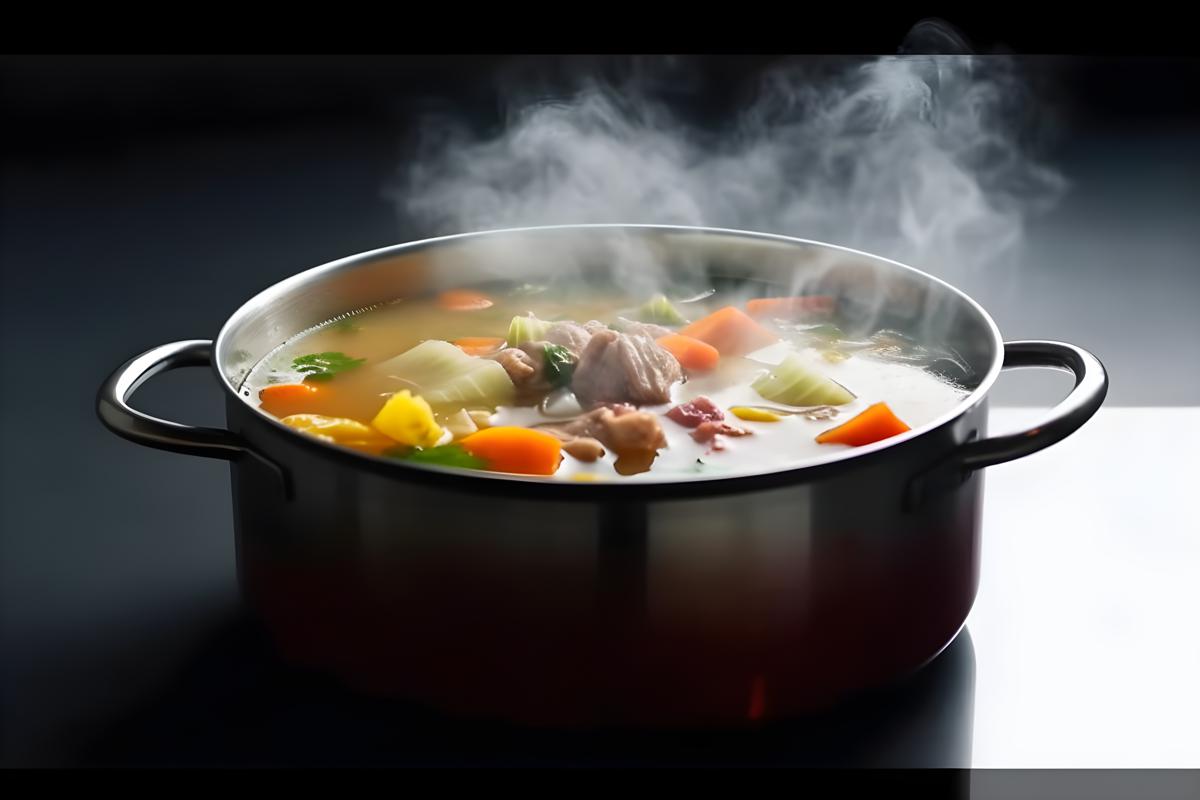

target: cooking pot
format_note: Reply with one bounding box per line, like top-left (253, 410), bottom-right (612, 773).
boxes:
top-left (97, 225), bottom-right (1106, 727)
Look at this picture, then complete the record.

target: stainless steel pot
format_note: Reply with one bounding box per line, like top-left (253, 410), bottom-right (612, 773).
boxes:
top-left (97, 225), bottom-right (1107, 727)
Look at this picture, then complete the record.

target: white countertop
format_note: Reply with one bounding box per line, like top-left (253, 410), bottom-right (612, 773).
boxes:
top-left (967, 407), bottom-right (1200, 767)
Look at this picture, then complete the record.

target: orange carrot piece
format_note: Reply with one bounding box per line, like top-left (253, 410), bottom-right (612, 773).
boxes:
top-left (655, 333), bottom-right (720, 372)
top-left (459, 426), bottom-right (563, 475)
top-left (746, 296), bottom-right (836, 319)
top-left (437, 289), bottom-right (494, 311)
top-left (816, 402), bottom-right (911, 447)
top-left (259, 383), bottom-right (323, 418)
top-left (678, 306), bottom-right (779, 356)
top-left (454, 336), bottom-right (506, 356)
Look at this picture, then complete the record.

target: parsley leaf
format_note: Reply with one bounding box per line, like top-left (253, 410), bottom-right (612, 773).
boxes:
top-left (292, 351), bottom-right (366, 382)
top-left (386, 444), bottom-right (488, 470)
top-left (543, 344), bottom-right (575, 389)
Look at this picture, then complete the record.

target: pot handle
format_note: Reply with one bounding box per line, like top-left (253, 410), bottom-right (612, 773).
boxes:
top-left (905, 340), bottom-right (1106, 509)
top-left (956, 340), bottom-right (1108, 471)
top-left (98, 339), bottom-right (253, 460)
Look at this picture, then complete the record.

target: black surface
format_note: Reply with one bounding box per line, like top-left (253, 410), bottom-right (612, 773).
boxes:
top-left (2, 54), bottom-right (1198, 767)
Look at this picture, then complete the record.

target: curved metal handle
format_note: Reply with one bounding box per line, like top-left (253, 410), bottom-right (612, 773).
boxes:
top-left (97, 339), bottom-right (250, 459)
top-left (905, 340), bottom-right (1107, 509)
top-left (958, 340), bottom-right (1108, 471)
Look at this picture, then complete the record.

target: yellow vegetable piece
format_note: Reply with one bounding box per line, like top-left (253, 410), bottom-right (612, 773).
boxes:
top-left (372, 390), bottom-right (444, 448)
top-left (729, 406), bottom-right (783, 422)
top-left (281, 414), bottom-right (394, 452)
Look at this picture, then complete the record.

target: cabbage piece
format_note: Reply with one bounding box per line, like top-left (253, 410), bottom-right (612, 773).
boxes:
top-left (376, 340), bottom-right (516, 408)
top-left (634, 294), bottom-right (687, 326)
top-left (506, 314), bottom-right (552, 347)
top-left (440, 408), bottom-right (479, 440)
top-left (751, 353), bottom-right (855, 406)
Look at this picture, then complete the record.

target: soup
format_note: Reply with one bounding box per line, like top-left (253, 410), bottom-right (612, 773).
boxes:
top-left (243, 281), bottom-right (971, 481)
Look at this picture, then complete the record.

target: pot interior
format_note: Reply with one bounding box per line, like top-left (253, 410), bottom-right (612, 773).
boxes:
top-left (217, 226), bottom-right (1001, 400)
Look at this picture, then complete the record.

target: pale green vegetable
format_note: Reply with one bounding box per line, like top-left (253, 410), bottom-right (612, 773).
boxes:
top-left (376, 340), bottom-right (516, 408)
top-left (751, 353), bottom-right (855, 406)
top-left (440, 408), bottom-right (479, 440)
top-left (506, 314), bottom-right (552, 347)
top-left (634, 294), bottom-right (688, 326)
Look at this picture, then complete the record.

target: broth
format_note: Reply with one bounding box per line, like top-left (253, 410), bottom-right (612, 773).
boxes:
top-left (243, 281), bottom-right (970, 481)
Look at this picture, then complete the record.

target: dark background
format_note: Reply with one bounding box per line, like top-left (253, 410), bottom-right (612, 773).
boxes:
top-left (2, 51), bottom-right (1198, 766)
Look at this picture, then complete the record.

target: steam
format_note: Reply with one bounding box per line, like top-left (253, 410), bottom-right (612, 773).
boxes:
top-left (394, 54), bottom-right (1066, 308)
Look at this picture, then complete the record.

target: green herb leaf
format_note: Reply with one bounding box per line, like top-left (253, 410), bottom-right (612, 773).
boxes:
top-left (386, 444), bottom-right (488, 470)
top-left (292, 351), bottom-right (366, 382)
top-left (543, 344), bottom-right (575, 389)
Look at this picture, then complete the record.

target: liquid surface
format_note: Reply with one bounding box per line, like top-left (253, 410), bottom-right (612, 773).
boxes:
top-left (243, 283), bottom-right (971, 481)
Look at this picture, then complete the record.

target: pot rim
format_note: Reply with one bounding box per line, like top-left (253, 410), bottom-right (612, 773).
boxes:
top-left (214, 224), bottom-right (1004, 497)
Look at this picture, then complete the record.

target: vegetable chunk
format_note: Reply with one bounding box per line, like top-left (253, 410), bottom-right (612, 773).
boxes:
top-left (459, 427), bottom-right (564, 475)
top-left (816, 402), bottom-right (911, 446)
top-left (372, 390), bottom-right (444, 448)
top-left (678, 306), bottom-right (778, 356)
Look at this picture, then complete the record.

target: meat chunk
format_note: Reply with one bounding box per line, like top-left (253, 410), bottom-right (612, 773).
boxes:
top-left (540, 320), bottom-right (608, 358)
top-left (540, 404), bottom-right (666, 455)
top-left (691, 420), bottom-right (752, 444)
top-left (492, 347), bottom-right (546, 391)
top-left (571, 329), bottom-right (682, 407)
top-left (562, 437), bottom-right (606, 462)
top-left (599, 404), bottom-right (669, 452)
top-left (666, 396), bottom-right (725, 428)
top-left (493, 319), bottom-right (682, 408)
top-left (615, 318), bottom-right (675, 340)
top-left (496, 320), bottom-right (605, 398)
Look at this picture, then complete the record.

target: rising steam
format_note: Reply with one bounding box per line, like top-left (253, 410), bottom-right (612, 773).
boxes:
top-left (394, 54), bottom-right (1067, 296)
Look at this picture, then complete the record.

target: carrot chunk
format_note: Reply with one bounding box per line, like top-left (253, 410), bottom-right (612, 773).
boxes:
top-left (746, 296), bottom-right (836, 319)
top-left (678, 306), bottom-right (778, 356)
top-left (655, 333), bottom-right (720, 372)
top-left (459, 426), bottom-right (563, 475)
top-left (259, 383), bottom-right (323, 417)
top-left (815, 402), bottom-right (911, 447)
top-left (437, 289), bottom-right (494, 311)
top-left (453, 336), bottom-right (506, 356)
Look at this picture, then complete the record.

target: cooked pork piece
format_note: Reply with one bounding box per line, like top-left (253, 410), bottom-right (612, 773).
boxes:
top-left (614, 318), bottom-right (675, 340)
top-left (562, 437), bottom-right (606, 462)
top-left (691, 419), bottom-right (752, 444)
top-left (571, 329), bottom-right (682, 407)
top-left (539, 403), bottom-right (667, 455)
top-left (665, 396), bottom-right (725, 428)
top-left (491, 347), bottom-right (547, 393)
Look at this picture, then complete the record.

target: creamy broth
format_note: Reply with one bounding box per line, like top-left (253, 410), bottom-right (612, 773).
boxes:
top-left (243, 282), bottom-right (971, 481)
